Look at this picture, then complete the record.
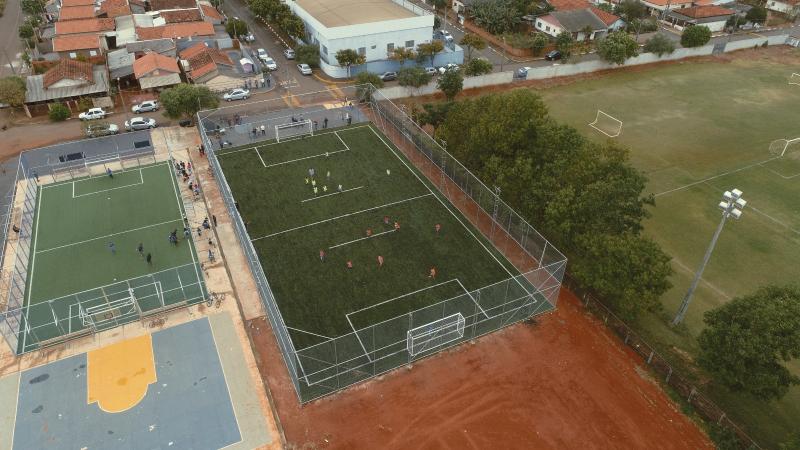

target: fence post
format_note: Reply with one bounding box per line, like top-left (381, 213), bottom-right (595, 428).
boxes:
top-left (666, 366), bottom-right (672, 383)
top-left (647, 351), bottom-right (654, 364)
top-left (688, 387), bottom-right (696, 403)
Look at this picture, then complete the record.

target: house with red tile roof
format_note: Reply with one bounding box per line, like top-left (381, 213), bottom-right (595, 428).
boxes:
top-left (135, 21), bottom-right (215, 40)
top-left (535, 7), bottom-right (624, 39)
top-left (97, 0), bottom-right (132, 18)
top-left (179, 42), bottom-right (263, 92)
top-left (24, 59), bottom-right (109, 110)
top-left (160, 8), bottom-right (203, 23)
top-left (665, 5), bottom-right (736, 31)
top-left (59, 5), bottom-right (98, 20)
top-left (59, 0), bottom-right (96, 7)
top-left (150, 0), bottom-right (197, 10)
top-left (133, 51), bottom-right (182, 89)
top-left (199, 3), bottom-right (223, 24)
top-left (52, 34), bottom-right (107, 58)
top-left (640, 0), bottom-right (693, 14)
top-left (55, 18), bottom-right (115, 35)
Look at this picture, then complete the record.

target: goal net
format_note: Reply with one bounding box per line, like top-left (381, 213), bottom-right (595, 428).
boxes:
top-left (407, 313), bottom-right (466, 357)
top-left (79, 288), bottom-right (142, 330)
top-left (275, 119), bottom-right (313, 142)
top-left (790, 73), bottom-right (800, 86)
top-left (769, 137), bottom-right (800, 157)
top-left (589, 110), bottom-right (623, 138)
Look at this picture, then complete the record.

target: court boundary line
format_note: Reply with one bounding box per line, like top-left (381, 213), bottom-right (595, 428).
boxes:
top-left (654, 156), bottom-right (780, 198)
top-left (453, 278), bottom-right (490, 319)
top-left (40, 162), bottom-right (168, 190)
top-left (301, 185), bottom-right (364, 204)
top-left (22, 179), bottom-right (44, 353)
top-left (35, 218), bottom-right (184, 254)
top-left (329, 228), bottom-right (395, 249)
top-left (9, 372), bottom-right (21, 450)
top-left (264, 148), bottom-right (349, 169)
top-left (286, 326), bottom-right (334, 341)
top-left (215, 124), bottom-right (369, 157)
top-left (208, 318), bottom-right (246, 449)
top-left (251, 193), bottom-right (433, 241)
top-left (255, 148), bottom-right (266, 167)
top-left (72, 169), bottom-right (144, 198)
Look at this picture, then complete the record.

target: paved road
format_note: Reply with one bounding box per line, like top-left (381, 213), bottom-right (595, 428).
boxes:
top-left (0, 0), bottom-right (26, 78)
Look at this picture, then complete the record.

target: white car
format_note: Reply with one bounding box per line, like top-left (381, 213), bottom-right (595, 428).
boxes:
top-left (242, 32), bottom-right (255, 42)
top-left (437, 30), bottom-right (454, 42)
top-left (256, 48), bottom-right (269, 62)
top-left (297, 63), bottom-right (312, 75)
top-left (283, 48), bottom-right (295, 59)
top-left (262, 56), bottom-right (277, 71)
top-left (424, 66), bottom-right (437, 76)
top-left (223, 88), bottom-right (250, 101)
top-left (131, 100), bottom-right (159, 113)
top-left (125, 116), bottom-right (157, 131)
top-left (437, 63), bottom-right (459, 75)
top-left (78, 107), bottom-right (107, 121)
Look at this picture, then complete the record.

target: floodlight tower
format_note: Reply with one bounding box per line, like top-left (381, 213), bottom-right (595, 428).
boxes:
top-left (671, 189), bottom-right (746, 326)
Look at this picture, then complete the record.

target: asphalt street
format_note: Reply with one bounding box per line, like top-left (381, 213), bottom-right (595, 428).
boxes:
top-left (0, 0), bottom-right (26, 78)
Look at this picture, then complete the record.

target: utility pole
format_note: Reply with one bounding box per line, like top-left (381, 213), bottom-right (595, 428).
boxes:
top-left (2, 50), bottom-right (17, 75)
top-left (672, 189), bottom-right (747, 326)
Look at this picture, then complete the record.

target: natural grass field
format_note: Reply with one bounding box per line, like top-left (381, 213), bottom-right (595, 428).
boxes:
top-left (22, 162), bottom-right (204, 353)
top-left (537, 48), bottom-right (800, 446)
top-left (216, 124), bottom-right (539, 357)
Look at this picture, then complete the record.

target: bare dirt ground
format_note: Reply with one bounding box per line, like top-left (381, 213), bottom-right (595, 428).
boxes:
top-left (248, 285), bottom-right (712, 449)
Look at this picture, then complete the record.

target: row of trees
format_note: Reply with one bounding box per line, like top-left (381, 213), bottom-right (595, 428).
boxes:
top-left (248, 0), bottom-right (305, 40)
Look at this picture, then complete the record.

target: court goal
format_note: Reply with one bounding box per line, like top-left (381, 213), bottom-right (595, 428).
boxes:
top-left (407, 313), bottom-right (466, 357)
top-left (589, 110), bottom-right (623, 138)
top-left (769, 137), bottom-right (800, 157)
top-left (276, 119), bottom-right (313, 142)
top-left (790, 73), bottom-right (800, 86)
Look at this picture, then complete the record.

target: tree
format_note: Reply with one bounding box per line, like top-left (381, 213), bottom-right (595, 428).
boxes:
top-left (397, 66), bottom-right (432, 95)
top-left (249, 0), bottom-right (280, 19)
top-left (417, 102), bottom-right (454, 135)
top-left (280, 14), bottom-right (305, 39)
top-left (745, 6), bottom-right (767, 24)
top-left (613, 0), bottom-right (646, 22)
top-left (698, 285), bottom-right (800, 401)
top-left (159, 83), bottom-right (219, 120)
top-left (18, 23), bottom-right (34, 40)
top-left (643, 33), bottom-right (675, 56)
top-left (555, 31), bottom-right (574, 61)
top-left (335, 49), bottom-right (365, 77)
top-left (354, 71), bottom-right (383, 101)
top-left (295, 44), bottom-right (320, 68)
top-left (681, 25), bottom-right (711, 47)
top-left (596, 31), bottom-right (639, 65)
top-left (437, 68), bottom-right (463, 101)
top-left (571, 233), bottom-right (672, 320)
top-left (459, 33), bottom-right (487, 60)
top-left (20, 0), bottom-right (45, 15)
top-left (417, 41), bottom-right (444, 66)
top-left (470, 0), bottom-right (522, 35)
top-left (531, 33), bottom-right (548, 56)
top-left (49, 103), bottom-right (70, 121)
top-left (389, 47), bottom-right (416, 67)
top-left (464, 57), bottom-right (493, 76)
top-left (0, 76), bottom-right (27, 108)
top-left (225, 18), bottom-right (248, 38)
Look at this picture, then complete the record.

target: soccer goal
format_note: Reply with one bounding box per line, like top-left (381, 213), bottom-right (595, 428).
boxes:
top-left (589, 110), bottom-right (623, 138)
top-left (407, 313), bottom-right (466, 357)
top-left (790, 73), bottom-right (800, 86)
top-left (275, 119), bottom-right (313, 142)
top-left (79, 288), bottom-right (143, 331)
top-left (769, 137), bottom-right (800, 157)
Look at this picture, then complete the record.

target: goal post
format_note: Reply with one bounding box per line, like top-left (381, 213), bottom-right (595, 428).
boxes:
top-left (589, 110), bottom-right (623, 138)
top-left (407, 313), bottom-right (466, 357)
top-left (769, 137), bottom-right (800, 157)
top-left (275, 119), bottom-right (313, 142)
top-left (790, 73), bottom-right (800, 86)
top-left (79, 288), bottom-right (142, 330)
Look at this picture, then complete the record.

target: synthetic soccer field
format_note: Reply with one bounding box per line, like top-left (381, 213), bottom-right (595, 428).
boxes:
top-left (217, 124), bottom-right (540, 352)
top-left (21, 162), bottom-right (205, 353)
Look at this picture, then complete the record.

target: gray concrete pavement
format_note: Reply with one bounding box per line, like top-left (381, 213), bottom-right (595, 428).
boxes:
top-left (0, 0), bottom-right (26, 78)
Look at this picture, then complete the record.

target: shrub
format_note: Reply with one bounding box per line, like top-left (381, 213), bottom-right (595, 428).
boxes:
top-left (76, 97), bottom-right (93, 112)
top-left (464, 58), bottom-right (493, 76)
top-left (295, 44), bottom-right (320, 68)
top-left (49, 103), bottom-right (71, 121)
top-left (681, 25), bottom-right (711, 47)
top-left (643, 33), bottom-right (675, 56)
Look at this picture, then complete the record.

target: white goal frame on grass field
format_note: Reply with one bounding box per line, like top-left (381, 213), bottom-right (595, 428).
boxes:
top-left (790, 73), bottom-right (800, 86)
top-left (769, 137), bottom-right (800, 157)
top-left (407, 313), bottom-right (466, 357)
top-left (79, 288), bottom-right (143, 330)
top-left (275, 119), bottom-right (313, 142)
top-left (589, 110), bottom-right (623, 138)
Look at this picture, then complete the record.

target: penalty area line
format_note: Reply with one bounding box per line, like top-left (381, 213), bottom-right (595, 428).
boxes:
top-left (264, 149), bottom-right (348, 169)
top-left (301, 185), bottom-right (364, 203)
top-left (329, 228), bottom-right (395, 249)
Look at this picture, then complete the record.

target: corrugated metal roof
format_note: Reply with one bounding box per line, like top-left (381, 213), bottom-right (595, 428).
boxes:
top-left (26, 66), bottom-right (109, 103)
top-left (138, 72), bottom-right (181, 89)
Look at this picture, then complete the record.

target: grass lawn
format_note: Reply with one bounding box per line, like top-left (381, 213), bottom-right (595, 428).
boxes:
top-left (537, 48), bottom-right (800, 446)
top-left (22, 162), bottom-right (205, 353)
top-left (216, 124), bottom-right (541, 353)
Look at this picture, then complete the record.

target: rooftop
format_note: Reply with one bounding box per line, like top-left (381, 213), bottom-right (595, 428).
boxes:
top-left (550, 9), bottom-right (609, 31)
top-left (55, 17), bottom-right (115, 34)
top-left (26, 65), bottom-right (108, 103)
top-left (42, 58), bottom-right (94, 88)
top-left (60, 0), bottom-right (96, 6)
top-left (133, 51), bottom-right (180, 78)
top-left (52, 33), bottom-right (101, 51)
top-left (135, 21), bottom-right (214, 39)
top-left (160, 8), bottom-right (202, 22)
top-left (98, 0), bottom-right (131, 17)
top-left (149, 0), bottom-right (197, 10)
top-left (199, 4), bottom-right (222, 20)
top-left (59, 5), bottom-right (97, 20)
top-left (293, 0), bottom-right (415, 28)
top-left (672, 5), bottom-right (735, 18)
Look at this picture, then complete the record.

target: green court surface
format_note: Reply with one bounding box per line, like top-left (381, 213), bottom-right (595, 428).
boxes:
top-left (217, 124), bottom-right (540, 353)
top-left (21, 162), bottom-right (205, 353)
top-left (538, 51), bottom-right (800, 446)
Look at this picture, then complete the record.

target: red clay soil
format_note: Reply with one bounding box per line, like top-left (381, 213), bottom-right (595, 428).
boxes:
top-left (248, 286), bottom-right (712, 449)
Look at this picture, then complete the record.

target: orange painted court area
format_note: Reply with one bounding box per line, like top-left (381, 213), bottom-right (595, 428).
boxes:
top-left (87, 334), bottom-right (157, 413)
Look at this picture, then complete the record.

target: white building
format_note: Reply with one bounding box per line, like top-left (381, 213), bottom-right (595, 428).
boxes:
top-left (766, 0), bottom-right (799, 15)
top-left (285, 0), bottom-right (436, 77)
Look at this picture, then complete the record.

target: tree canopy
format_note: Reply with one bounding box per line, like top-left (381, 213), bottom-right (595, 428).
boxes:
top-left (681, 25), bottom-right (711, 47)
top-left (459, 33), bottom-right (487, 60)
top-left (698, 285), bottom-right (800, 400)
top-left (295, 44), bottom-right (320, 67)
top-left (643, 33), bottom-right (676, 56)
top-left (596, 31), bottom-right (639, 65)
top-left (0, 76), bottom-right (27, 108)
top-left (417, 41), bottom-right (444, 66)
top-left (436, 90), bottom-right (669, 319)
top-left (389, 47), bottom-right (416, 66)
top-left (225, 18), bottom-right (248, 38)
top-left (464, 58), bottom-right (493, 76)
top-left (470, 0), bottom-right (522, 35)
top-left (437, 69), bottom-right (463, 101)
top-left (555, 32), bottom-right (575, 60)
top-left (20, 0), bottom-right (45, 15)
top-left (745, 6), bottom-right (767, 24)
top-left (614, 0), bottom-right (646, 22)
top-left (159, 83), bottom-right (219, 120)
top-left (335, 49), bottom-right (365, 77)
top-left (354, 72), bottom-right (383, 100)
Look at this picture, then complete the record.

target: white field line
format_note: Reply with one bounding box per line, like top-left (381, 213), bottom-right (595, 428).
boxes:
top-left (72, 169), bottom-right (144, 198)
top-left (760, 162), bottom-right (800, 180)
top-left (255, 147), bottom-right (266, 167)
top-left (36, 218), bottom-right (184, 254)
top-left (264, 149), bottom-right (348, 169)
top-left (748, 205), bottom-right (800, 236)
top-left (208, 318), bottom-right (245, 448)
top-left (216, 124), bottom-right (369, 157)
top-left (300, 185), bottom-right (364, 203)
top-left (655, 156), bottom-right (780, 198)
top-left (346, 314), bottom-right (372, 363)
top-left (453, 278), bottom-right (489, 319)
top-left (167, 161), bottom-right (203, 296)
top-left (366, 126), bottom-right (524, 288)
top-left (285, 326), bottom-right (333, 340)
top-left (41, 164), bottom-right (164, 190)
top-left (328, 228), bottom-right (395, 249)
top-left (251, 193), bottom-right (432, 241)
top-left (333, 130), bottom-right (350, 151)
top-left (22, 183), bottom-right (44, 352)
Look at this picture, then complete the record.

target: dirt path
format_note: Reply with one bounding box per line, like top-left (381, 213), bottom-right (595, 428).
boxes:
top-left (247, 284), bottom-right (712, 449)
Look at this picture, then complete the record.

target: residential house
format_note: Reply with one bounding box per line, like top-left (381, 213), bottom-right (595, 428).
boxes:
top-left (98, 0), bottom-right (132, 18)
top-left (535, 9), bottom-right (616, 39)
top-left (545, 0), bottom-right (626, 31)
top-left (766, 0), bottom-right (799, 15)
top-left (640, 0), bottom-right (694, 15)
top-left (198, 2), bottom-right (223, 24)
top-left (58, 5), bottom-right (98, 20)
top-left (135, 21), bottom-right (215, 39)
top-left (107, 47), bottom-right (136, 81)
top-left (666, 5), bottom-right (736, 31)
top-left (179, 42), bottom-right (263, 92)
top-left (52, 34), bottom-right (106, 58)
top-left (133, 51), bottom-right (182, 89)
top-left (54, 17), bottom-right (115, 35)
top-left (149, 0), bottom-right (198, 10)
top-left (24, 59), bottom-right (109, 115)
top-left (59, 0), bottom-right (96, 7)
top-left (160, 8), bottom-right (203, 23)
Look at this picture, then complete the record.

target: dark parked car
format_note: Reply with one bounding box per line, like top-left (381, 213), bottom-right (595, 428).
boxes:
top-left (380, 71), bottom-right (397, 81)
top-left (545, 50), bottom-right (562, 61)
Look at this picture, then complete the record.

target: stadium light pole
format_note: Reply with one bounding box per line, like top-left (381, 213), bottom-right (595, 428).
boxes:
top-left (671, 189), bottom-right (746, 326)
